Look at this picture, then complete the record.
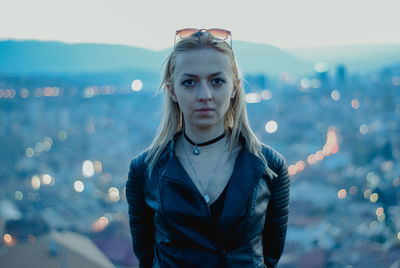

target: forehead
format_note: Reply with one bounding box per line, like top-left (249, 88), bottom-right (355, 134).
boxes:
top-left (174, 47), bottom-right (232, 77)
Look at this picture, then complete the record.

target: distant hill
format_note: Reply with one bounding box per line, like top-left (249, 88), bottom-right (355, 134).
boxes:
top-left (286, 44), bottom-right (400, 73)
top-left (0, 40), bottom-right (311, 76)
top-left (1, 40), bottom-right (399, 76)
top-left (233, 42), bottom-right (312, 75)
top-left (0, 40), bottom-right (170, 75)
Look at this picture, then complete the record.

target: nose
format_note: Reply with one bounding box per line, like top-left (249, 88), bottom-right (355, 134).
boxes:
top-left (197, 81), bottom-right (212, 101)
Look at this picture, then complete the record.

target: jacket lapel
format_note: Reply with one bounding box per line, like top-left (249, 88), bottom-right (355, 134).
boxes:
top-left (160, 134), bottom-right (205, 200)
top-left (218, 149), bottom-right (265, 239)
top-left (161, 152), bottom-right (199, 193)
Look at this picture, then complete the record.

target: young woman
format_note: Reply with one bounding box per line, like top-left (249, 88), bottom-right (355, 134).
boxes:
top-left (126, 28), bottom-right (290, 268)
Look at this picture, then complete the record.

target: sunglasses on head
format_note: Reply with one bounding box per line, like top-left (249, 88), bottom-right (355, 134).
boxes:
top-left (174, 28), bottom-right (232, 48)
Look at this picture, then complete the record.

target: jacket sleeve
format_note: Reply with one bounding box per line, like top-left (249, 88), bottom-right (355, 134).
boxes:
top-left (262, 152), bottom-right (290, 268)
top-left (126, 155), bottom-right (155, 268)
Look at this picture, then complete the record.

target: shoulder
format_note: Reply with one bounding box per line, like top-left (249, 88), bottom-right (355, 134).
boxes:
top-left (260, 144), bottom-right (287, 173)
top-left (130, 150), bottom-right (149, 171)
top-left (127, 150), bottom-right (150, 188)
top-left (260, 144), bottom-right (290, 196)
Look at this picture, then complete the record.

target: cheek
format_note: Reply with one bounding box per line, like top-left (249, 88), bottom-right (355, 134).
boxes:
top-left (223, 97), bottom-right (232, 111)
top-left (175, 95), bottom-right (191, 113)
top-left (220, 88), bottom-right (234, 104)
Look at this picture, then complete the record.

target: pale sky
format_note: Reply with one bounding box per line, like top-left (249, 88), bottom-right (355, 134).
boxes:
top-left (1, 0), bottom-right (399, 51)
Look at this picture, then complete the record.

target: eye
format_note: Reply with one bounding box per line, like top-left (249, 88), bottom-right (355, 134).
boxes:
top-left (182, 79), bottom-right (196, 87)
top-left (212, 78), bottom-right (225, 86)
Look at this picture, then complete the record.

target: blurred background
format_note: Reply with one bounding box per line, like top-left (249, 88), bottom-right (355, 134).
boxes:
top-left (1, 0), bottom-right (400, 267)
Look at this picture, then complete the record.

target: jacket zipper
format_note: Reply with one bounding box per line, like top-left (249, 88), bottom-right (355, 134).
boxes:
top-left (163, 177), bottom-right (227, 266)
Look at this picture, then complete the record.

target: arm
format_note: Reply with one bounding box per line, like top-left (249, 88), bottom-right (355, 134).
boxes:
top-left (126, 156), bottom-right (155, 268)
top-left (263, 156), bottom-right (290, 268)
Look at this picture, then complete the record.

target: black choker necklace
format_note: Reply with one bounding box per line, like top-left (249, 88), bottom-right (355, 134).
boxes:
top-left (184, 131), bottom-right (226, 155)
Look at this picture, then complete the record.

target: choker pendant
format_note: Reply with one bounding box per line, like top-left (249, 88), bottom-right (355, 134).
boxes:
top-left (193, 146), bottom-right (200, 155)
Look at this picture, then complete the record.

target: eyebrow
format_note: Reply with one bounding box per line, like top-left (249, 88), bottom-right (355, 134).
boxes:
top-left (180, 72), bottom-right (225, 78)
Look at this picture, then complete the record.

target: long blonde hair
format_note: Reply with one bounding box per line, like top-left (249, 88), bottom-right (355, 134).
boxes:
top-left (145, 32), bottom-right (267, 173)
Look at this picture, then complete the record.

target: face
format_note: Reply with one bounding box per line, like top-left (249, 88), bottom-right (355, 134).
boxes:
top-left (168, 47), bottom-right (238, 133)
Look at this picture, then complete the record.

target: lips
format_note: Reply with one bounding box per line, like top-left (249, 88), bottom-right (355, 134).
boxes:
top-left (196, 108), bottom-right (214, 112)
top-left (195, 107), bottom-right (215, 115)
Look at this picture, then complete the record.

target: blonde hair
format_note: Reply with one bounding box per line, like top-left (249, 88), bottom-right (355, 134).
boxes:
top-left (145, 32), bottom-right (267, 173)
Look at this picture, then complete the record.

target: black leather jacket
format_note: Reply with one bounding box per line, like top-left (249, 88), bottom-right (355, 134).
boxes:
top-left (126, 133), bottom-right (290, 268)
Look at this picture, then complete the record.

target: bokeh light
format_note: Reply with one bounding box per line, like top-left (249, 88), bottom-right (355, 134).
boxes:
top-left (360, 124), bottom-right (368, 134)
top-left (265, 120), bottom-right (278, 133)
top-left (364, 189), bottom-right (372, 199)
top-left (376, 207), bottom-right (384, 216)
top-left (94, 160), bottom-right (102, 174)
top-left (351, 99), bottom-right (360, 109)
top-left (315, 150), bottom-right (324, 161)
top-left (331, 90), bottom-right (340, 101)
top-left (58, 130), bottom-right (67, 141)
top-left (82, 160), bottom-right (95, 178)
top-left (3, 234), bottom-right (15, 246)
top-left (369, 193), bottom-right (378, 203)
top-left (366, 172), bottom-right (379, 188)
top-left (35, 142), bottom-right (44, 153)
top-left (20, 88), bottom-right (29, 98)
top-left (260, 90), bottom-right (272, 100)
top-left (245, 93), bottom-right (261, 103)
top-left (92, 216), bottom-right (109, 232)
top-left (323, 128), bottom-right (339, 155)
top-left (307, 154), bottom-right (317, 165)
top-left (34, 88), bottom-right (42, 97)
top-left (43, 137), bottom-right (53, 151)
top-left (42, 174), bottom-right (52, 185)
top-left (74, 180), bottom-right (84, 192)
top-left (349, 186), bottom-right (358, 196)
top-left (14, 191), bottom-right (23, 201)
top-left (296, 161), bottom-right (305, 171)
top-left (31, 175), bottom-right (41, 190)
top-left (25, 147), bottom-right (34, 158)
top-left (314, 62), bottom-right (329, 73)
top-left (108, 187), bottom-right (120, 202)
top-left (300, 78), bottom-right (311, 90)
top-left (288, 165), bottom-right (298, 176)
top-left (338, 189), bottom-right (346, 199)
top-left (131, 79), bottom-right (143, 91)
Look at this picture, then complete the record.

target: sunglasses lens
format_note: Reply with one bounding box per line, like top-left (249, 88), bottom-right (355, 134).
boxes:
top-left (176, 28), bottom-right (199, 38)
top-left (208, 29), bottom-right (230, 40)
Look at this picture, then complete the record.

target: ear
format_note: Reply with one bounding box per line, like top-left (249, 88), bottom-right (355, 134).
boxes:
top-left (167, 83), bottom-right (178, 102)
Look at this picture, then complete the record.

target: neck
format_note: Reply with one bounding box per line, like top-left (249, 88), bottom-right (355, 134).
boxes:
top-left (184, 125), bottom-right (225, 144)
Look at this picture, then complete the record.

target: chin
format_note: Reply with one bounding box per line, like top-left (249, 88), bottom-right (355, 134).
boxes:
top-left (192, 119), bottom-right (222, 130)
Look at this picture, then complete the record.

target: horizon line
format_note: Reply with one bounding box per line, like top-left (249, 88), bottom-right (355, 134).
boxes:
top-left (2, 38), bottom-right (400, 52)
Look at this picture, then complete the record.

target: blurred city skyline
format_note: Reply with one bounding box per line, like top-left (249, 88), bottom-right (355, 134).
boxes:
top-left (1, 62), bottom-right (399, 267)
top-left (1, 0), bottom-right (400, 50)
